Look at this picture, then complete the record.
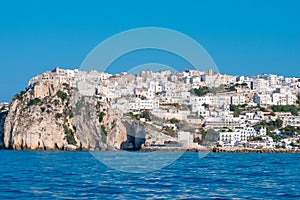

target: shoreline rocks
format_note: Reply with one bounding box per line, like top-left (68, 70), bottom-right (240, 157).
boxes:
top-left (1, 146), bottom-right (300, 153)
top-left (212, 147), bottom-right (300, 153)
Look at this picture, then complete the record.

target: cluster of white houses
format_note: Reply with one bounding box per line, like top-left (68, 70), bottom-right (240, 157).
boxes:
top-left (218, 127), bottom-right (266, 146)
top-left (29, 67), bottom-right (299, 111)
top-left (27, 67), bottom-right (300, 148)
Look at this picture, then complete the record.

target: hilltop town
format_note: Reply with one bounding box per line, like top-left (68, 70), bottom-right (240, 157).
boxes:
top-left (12, 67), bottom-right (298, 151)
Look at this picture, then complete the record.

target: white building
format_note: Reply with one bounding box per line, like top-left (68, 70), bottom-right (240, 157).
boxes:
top-left (252, 78), bottom-right (269, 92)
top-left (231, 95), bottom-right (246, 105)
top-left (259, 127), bottom-right (267, 136)
top-left (178, 131), bottom-right (193, 146)
top-left (128, 98), bottom-right (159, 111)
top-left (253, 94), bottom-right (272, 106)
top-left (219, 131), bottom-right (245, 146)
top-left (218, 126), bottom-right (258, 146)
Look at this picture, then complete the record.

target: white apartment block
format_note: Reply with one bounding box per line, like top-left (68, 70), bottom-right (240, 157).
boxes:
top-left (253, 94), bottom-right (272, 106)
top-left (219, 131), bottom-right (246, 145)
top-left (211, 95), bottom-right (231, 106)
top-left (218, 126), bottom-right (261, 145)
top-left (205, 116), bottom-right (241, 129)
top-left (190, 96), bottom-right (213, 106)
top-left (252, 78), bottom-right (269, 92)
top-left (231, 95), bottom-right (246, 105)
top-left (128, 98), bottom-right (159, 111)
top-left (254, 92), bottom-right (297, 106)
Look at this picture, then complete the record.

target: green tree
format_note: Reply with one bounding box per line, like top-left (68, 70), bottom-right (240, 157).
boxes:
top-left (241, 82), bottom-right (248, 87)
top-left (230, 105), bottom-right (241, 117)
top-left (259, 106), bottom-right (267, 112)
top-left (57, 90), bottom-right (68, 101)
top-left (170, 118), bottom-right (179, 124)
top-left (271, 105), bottom-right (298, 116)
top-left (270, 112), bottom-right (275, 116)
top-left (100, 125), bottom-right (108, 143)
top-left (64, 125), bottom-right (77, 145)
top-left (193, 137), bottom-right (201, 143)
top-left (13, 90), bottom-right (26, 101)
top-left (164, 127), bottom-right (177, 137)
top-left (228, 86), bottom-right (237, 92)
top-left (29, 98), bottom-right (41, 106)
top-left (98, 112), bottom-right (105, 123)
top-left (275, 118), bottom-right (283, 128)
top-left (190, 87), bottom-right (209, 97)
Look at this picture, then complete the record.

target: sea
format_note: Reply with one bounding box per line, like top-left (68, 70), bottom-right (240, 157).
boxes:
top-left (0, 151), bottom-right (299, 199)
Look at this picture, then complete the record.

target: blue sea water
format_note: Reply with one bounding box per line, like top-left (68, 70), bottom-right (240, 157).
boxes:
top-left (0, 151), bottom-right (299, 199)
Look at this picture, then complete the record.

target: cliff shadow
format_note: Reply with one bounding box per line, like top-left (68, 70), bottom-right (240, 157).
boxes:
top-left (0, 111), bottom-right (8, 149)
top-left (121, 120), bottom-right (146, 151)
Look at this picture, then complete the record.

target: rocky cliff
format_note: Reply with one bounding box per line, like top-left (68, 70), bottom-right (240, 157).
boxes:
top-left (0, 67), bottom-right (181, 151)
top-left (0, 104), bottom-right (9, 149)
top-left (3, 83), bottom-right (127, 150)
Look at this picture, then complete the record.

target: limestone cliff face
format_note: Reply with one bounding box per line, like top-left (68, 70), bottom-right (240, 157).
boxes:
top-left (3, 84), bottom-right (127, 150)
top-left (121, 120), bottom-right (146, 150)
top-left (71, 93), bottom-right (127, 150)
top-left (0, 107), bottom-right (8, 149)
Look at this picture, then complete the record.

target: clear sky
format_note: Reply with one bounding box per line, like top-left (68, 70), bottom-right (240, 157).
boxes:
top-left (0, 0), bottom-right (300, 102)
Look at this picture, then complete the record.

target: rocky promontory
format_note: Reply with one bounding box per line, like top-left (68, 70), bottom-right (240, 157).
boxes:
top-left (0, 68), bottom-right (175, 151)
top-left (1, 79), bottom-right (129, 151)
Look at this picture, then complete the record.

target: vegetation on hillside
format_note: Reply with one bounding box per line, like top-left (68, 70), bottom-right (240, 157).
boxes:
top-left (170, 117), bottom-right (179, 124)
top-left (98, 112), bottom-right (105, 123)
top-left (13, 90), bottom-right (26, 101)
top-left (230, 105), bottom-right (241, 117)
top-left (29, 98), bottom-right (41, 106)
top-left (271, 105), bottom-right (298, 116)
top-left (190, 85), bottom-right (225, 97)
top-left (190, 86), bottom-right (209, 97)
top-left (57, 90), bottom-right (68, 101)
top-left (64, 125), bottom-right (77, 145)
top-left (227, 85), bottom-right (237, 92)
top-left (128, 110), bottom-right (152, 121)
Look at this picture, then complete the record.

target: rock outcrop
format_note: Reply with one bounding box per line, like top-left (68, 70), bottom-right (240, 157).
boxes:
top-left (1, 67), bottom-right (182, 151)
top-left (71, 94), bottom-right (127, 150)
top-left (0, 104), bottom-right (9, 149)
top-left (121, 120), bottom-right (146, 150)
top-left (3, 83), bottom-right (127, 150)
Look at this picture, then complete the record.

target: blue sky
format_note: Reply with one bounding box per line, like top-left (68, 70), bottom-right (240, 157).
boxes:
top-left (0, 0), bottom-right (300, 102)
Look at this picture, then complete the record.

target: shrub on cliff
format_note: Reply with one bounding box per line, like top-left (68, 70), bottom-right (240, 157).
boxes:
top-left (101, 125), bottom-right (108, 143)
top-left (55, 113), bottom-right (63, 119)
top-left (170, 118), bottom-right (179, 124)
top-left (57, 90), bottom-right (68, 101)
top-left (64, 125), bottom-right (77, 145)
top-left (98, 112), bottom-right (105, 123)
top-left (13, 90), bottom-right (26, 101)
top-left (29, 98), bottom-right (41, 106)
